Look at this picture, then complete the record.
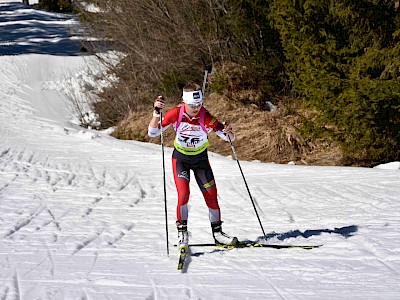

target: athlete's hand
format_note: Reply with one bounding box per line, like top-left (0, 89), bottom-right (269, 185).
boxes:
top-left (222, 123), bottom-right (235, 141)
top-left (154, 96), bottom-right (165, 113)
top-left (223, 123), bottom-right (233, 134)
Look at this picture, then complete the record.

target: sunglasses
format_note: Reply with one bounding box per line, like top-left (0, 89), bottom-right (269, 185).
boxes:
top-left (187, 103), bottom-right (202, 108)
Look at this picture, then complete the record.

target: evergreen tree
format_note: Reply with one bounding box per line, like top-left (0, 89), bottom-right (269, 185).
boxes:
top-left (220, 0), bottom-right (285, 96)
top-left (270, 0), bottom-right (400, 163)
top-left (38, 0), bottom-right (58, 11)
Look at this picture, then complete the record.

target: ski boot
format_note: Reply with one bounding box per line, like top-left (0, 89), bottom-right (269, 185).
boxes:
top-left (177, 220), bottom-right (189, 247)
top-left (177, 220), bottom-right (189, 270)
top-left (211, 221), bottom-right (239, 246)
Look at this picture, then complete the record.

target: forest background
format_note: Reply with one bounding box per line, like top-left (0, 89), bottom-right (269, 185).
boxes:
top-left (37, 0), bottom-right (400, 166)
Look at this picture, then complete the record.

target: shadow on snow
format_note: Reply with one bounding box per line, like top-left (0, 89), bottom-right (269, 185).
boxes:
top-left (0, 2), bottom-right (107, 56)
top-left (262, 225), bottom-right (358, 241)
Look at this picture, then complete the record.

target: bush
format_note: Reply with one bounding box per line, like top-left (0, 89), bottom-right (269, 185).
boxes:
top-left (210, 62), bottom-right (264, 107)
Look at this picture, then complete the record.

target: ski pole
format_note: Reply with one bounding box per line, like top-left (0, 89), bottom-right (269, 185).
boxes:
top-left (200, 57), bottom-right (212, 96)
top-left (159, 109), bottom-right (169, 256)
top-left (227, 135), bottom-right (266, 237)
top-left (201, 68), bottom-right (208, 96)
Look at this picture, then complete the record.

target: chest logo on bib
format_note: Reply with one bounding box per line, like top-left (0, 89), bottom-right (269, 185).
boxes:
top-left (178, 124), bottom-right (204, 147)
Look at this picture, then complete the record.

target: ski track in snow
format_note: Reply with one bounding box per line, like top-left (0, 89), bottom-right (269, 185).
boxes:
top-left (1, 1), bottom-right (400, 299)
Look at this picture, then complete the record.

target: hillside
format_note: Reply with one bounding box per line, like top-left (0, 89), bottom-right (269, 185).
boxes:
top-left (113, 94), bottom-right (343, 166)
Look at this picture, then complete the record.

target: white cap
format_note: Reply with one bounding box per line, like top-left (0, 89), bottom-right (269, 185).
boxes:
top-left (182, 90), bottom-right (203, 105)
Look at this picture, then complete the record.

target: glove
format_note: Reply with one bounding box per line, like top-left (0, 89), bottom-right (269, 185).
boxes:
top-left (154, 96), bottom-right (165, 113)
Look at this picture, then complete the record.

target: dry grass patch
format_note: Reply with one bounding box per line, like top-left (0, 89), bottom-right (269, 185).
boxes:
top-left (112, 94), bottom-right (342, 165)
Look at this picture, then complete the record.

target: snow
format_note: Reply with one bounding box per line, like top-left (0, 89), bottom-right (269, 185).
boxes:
top-left (1, 2), bottom-right (400, 299)
top-left (374, 161), bottom-right (400, 170)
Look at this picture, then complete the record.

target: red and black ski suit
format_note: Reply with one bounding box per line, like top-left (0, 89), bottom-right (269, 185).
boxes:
top-left (148, 105), bottom-right (233, 223)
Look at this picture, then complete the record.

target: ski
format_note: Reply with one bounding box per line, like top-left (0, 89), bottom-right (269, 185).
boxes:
top-left (175, 242), bottom-right (320, 269)
top-left (177, 244), bottom-right (188, 270)
top-left (174, 242), bottom-right (321, 250)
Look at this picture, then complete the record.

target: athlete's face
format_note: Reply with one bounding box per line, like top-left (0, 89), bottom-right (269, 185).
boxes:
top-left (185, 103), bottom-right (202, 117)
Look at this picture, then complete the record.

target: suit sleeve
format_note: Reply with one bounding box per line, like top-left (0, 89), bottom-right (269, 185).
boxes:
top-left (204, 110), bottom-right (235, 142)
top-left (148, 107), bottom-right (180, 137)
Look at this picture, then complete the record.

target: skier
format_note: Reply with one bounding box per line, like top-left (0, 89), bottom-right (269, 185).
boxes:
top-left (148, 82), bottom-right (238, 247)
